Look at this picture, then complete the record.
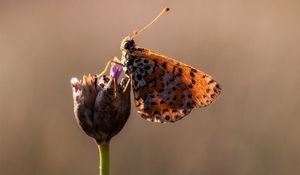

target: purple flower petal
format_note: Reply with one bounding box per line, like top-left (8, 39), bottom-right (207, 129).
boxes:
top-left (110, 63), bottom-right (123, 80)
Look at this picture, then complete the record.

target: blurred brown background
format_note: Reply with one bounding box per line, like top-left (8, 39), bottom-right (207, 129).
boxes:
top-left (1, 0), bottom-right (300, 175)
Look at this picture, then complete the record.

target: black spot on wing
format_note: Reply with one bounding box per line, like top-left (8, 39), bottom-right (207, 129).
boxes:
top-left (162, 62), bottom-right (167, 69)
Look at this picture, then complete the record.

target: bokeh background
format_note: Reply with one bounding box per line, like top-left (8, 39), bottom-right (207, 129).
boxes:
top-left (1, 0), bottom-right (300, 174)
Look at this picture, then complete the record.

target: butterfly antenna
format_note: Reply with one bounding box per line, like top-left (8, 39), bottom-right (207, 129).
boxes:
top-left (131, 7), bottom-right (170, 38)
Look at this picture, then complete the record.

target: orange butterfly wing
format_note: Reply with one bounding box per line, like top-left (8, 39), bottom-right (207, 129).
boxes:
top-left (129, 48), bottom-right (221, 123)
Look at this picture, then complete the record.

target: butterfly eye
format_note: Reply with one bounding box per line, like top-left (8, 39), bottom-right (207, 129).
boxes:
top-left (123, 40), bottom-right (135, 50)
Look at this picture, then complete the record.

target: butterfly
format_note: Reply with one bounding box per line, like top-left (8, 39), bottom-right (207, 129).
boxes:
top-left (102, 7), bottom-right (221, 123)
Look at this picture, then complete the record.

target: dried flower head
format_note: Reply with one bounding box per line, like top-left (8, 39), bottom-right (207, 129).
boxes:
top-left (71, 65), bottom-right (130, 145)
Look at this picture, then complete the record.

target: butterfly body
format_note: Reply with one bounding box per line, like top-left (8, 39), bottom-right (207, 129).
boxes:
top-left (120, 37), bottom-right (221, 123)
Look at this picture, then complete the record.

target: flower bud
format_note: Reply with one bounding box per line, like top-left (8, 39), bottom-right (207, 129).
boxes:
top-left (71, 65), bottom-right (130, 145)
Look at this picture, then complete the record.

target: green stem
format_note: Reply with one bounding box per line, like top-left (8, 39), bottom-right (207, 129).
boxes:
top-left (98, 143), bottom-right (110, 175)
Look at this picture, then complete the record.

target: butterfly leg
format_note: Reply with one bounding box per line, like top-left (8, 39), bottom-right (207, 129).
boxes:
top-left (122, 74), bottom-right (131, 93)
top-left (98, 57), bottom-right (124, 78)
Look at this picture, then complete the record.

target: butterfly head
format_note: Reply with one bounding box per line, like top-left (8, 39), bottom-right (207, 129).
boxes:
top-left (120, 36), bottom-right (136, 52)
